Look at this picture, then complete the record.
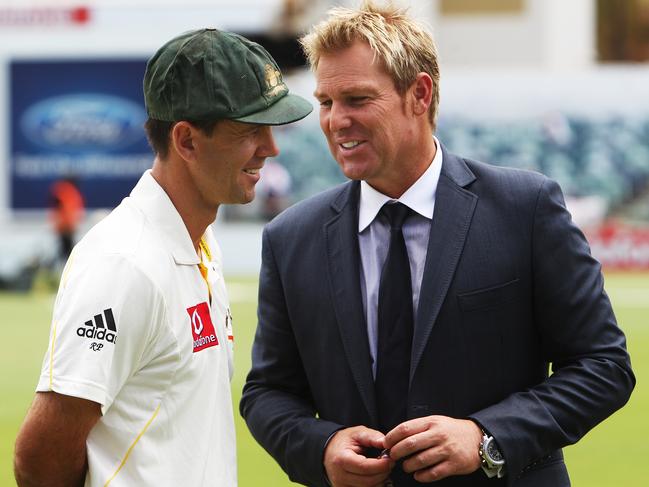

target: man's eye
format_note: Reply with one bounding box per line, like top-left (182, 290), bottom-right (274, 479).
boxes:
top-left (241, 129), bottom-right (259, 138)
top-left (319, 100), bottom-right (332, 108)
top-left (350, 96), bottom-right (368, 103)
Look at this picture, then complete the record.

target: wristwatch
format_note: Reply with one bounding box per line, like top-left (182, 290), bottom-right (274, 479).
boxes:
top-left (479, 432), bottom-right (506, 478)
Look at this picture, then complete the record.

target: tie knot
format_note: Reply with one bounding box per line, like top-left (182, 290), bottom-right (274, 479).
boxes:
top-left (381, 202), bottom-right (411, 229)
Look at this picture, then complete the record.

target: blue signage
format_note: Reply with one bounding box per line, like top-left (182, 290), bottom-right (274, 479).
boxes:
top-left (10, 59), bottom-right (151, 209)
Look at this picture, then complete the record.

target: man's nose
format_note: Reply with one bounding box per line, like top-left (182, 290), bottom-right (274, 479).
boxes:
top-left (328, 102), bottom-right (352, 133)
top-left (258, 126), bottom-right (279, 158)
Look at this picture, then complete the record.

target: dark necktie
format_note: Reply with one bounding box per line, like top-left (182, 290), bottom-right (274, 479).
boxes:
top-left (375, 202), bottom-right (413, 435)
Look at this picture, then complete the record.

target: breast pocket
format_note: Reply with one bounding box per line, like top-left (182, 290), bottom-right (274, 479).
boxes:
top-left (457, 278), bottom-right (521, 312)
top-left (455, 278), bottom-right (522, 405)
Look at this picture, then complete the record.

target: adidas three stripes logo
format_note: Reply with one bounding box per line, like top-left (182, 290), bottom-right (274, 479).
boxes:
top-left (76, 308), bottom-right (118, 344)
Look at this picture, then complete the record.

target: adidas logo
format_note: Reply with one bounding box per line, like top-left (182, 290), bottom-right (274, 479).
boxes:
top-left (76, 308), bottom-right (117, 344)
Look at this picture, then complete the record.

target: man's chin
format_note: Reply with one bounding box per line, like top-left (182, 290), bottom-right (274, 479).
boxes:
top-left (238, 195), bottom-right (255, 205)
top-left (241, 190), bottom-right (256, 205)
top-left (341, 165), bottom-right (368, 181)
top-left (223, 190), bottom-right (255, 206)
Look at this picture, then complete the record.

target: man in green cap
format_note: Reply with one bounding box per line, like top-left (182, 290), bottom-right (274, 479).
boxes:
top-left (14, 29), bottom-right (311, 487)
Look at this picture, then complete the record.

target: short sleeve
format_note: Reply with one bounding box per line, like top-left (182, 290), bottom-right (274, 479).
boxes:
top-left (37, 252), bottom-right (163, 414)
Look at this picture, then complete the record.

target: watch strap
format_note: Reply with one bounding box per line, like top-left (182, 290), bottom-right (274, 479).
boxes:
top-left (479, 431), bottom-right (506, 479)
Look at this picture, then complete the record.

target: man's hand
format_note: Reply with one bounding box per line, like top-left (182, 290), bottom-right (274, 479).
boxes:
top-left (324, 426), bottom-right (394, 487)
top-left (384, 416), bottom-right (482, 483)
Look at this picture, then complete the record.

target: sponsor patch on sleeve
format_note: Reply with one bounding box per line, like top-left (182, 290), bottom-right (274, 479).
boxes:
top-left (76, 308), bottom-right (118, 351)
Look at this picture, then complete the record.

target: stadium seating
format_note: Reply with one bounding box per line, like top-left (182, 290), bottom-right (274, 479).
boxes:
top-left (272, 114), bottom-right (649, 213)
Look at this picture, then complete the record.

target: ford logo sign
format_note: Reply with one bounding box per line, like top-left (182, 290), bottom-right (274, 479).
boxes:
top-left (20, 93), bottom-right (147, 153)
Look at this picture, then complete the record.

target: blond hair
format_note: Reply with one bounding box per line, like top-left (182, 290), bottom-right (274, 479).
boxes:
top-left (300, 0), bottom-right (440, 130)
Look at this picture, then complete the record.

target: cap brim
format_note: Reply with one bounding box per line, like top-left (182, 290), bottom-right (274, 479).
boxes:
top-left (232, 93), bottom-right (313, 126)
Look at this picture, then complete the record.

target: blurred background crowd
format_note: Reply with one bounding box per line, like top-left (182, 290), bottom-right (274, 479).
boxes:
top-left (0, 0), bottom-right (648, 282)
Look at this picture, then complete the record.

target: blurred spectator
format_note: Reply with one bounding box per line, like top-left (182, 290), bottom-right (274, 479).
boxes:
top-left (49, 176), bottom-right (85, 264)
top-left (257, 159), bottom-right (293, 220)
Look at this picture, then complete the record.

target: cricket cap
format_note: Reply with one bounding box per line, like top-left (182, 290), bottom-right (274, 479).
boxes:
top-left (144, 28), bottom-right (312, 125)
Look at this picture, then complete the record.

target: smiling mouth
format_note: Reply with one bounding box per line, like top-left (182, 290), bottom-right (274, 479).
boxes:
top-left (243, 169), bottom-right (260, 175)
top-left (340, 141), bottom-right (362, 149)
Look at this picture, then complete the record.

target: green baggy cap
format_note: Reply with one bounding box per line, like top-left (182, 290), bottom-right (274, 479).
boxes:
top-left (144, 28), bottom-right (312, 125)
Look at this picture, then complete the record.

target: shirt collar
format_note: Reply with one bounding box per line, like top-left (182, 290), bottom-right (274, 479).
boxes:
top-left (128, 170), bottom-right (201, 265)
top-left (358, 136), bottom-right (443, 232)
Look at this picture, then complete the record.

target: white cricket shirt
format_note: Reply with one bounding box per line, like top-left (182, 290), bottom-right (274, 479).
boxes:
top-left (37, 170), bottom-right (237, 486)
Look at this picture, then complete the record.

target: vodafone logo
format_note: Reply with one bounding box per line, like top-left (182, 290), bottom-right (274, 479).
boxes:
top-left (186, 302), bottom-right (218, 353)
top-left (191, 309), bottom-right (204, 335)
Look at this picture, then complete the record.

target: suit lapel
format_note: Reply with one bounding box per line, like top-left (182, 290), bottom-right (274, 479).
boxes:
top-left (324, 181), bottom-right (378, 424)
top-left (411, 150), bottom-right (478, 380)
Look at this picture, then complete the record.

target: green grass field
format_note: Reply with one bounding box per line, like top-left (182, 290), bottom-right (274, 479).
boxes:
top-left (1, 273), bottom-right (647, 486)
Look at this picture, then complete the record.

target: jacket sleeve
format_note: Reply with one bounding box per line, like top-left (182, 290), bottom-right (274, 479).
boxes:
top-left (470, 176), bottom-right (635, 484)
top-left (240, 226), bottom-right (342, 487)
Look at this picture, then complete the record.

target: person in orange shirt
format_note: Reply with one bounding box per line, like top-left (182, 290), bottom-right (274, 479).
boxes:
top-left (49, 176), bottom-right (85, 263)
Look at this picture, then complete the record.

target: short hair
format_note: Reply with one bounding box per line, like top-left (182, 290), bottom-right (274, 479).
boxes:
top-left (144, 118), bottom-right (220, 159)
top-left (300, 0), bottom-right (440, 131)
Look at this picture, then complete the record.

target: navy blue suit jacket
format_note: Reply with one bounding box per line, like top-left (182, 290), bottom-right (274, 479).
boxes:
top-left (241, 148), bottom-right (635, 486)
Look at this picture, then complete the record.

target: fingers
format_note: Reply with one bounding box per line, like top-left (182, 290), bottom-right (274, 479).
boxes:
top-left (325, 419), bottom-right (483, 485)
top-left (325, 426), bottom-right (394, 487)
top-left (327, 454), bottom-right (392, 486)
top-left (385, 418), bottom-right (443, 460)
top-left (380, 416), bottom-right (483, 481)
top-left (412, 460), bottom-right (455, 483)
top-left (328, 425), bottom-right (386, 456)
top-left (336, 449), bottom-right (392, 476)
top-left (400, 441), bottom-right (446, 473)
top-left (384, 416), bottom-right (436, 451)
top-left (349, 426), bottom-right (388, 452)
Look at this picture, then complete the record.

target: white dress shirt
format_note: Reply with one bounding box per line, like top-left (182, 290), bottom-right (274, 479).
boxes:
top-left (358, 137), bottom-right (443, 376)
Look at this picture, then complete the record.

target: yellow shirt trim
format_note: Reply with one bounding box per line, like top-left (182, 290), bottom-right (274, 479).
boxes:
top-left (198, 237), bottom-right (212, 302)
top-left (104, 404), bottom-right (161, 486)
top-left (49, 321), bottom-right (58, 389)
top-left (60, 250), bottom-right (76, 289)
top-left (199, 237), bottom-right (212, 261)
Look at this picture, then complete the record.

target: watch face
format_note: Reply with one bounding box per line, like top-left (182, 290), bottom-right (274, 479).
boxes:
top-left (486, 438), bottom-right (503, 463)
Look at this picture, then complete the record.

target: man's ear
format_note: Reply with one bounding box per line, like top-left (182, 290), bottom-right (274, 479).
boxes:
top-left (170, 121), bottom-right (197, 162)
top-left (411, 72), bottom-right (433, 117)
